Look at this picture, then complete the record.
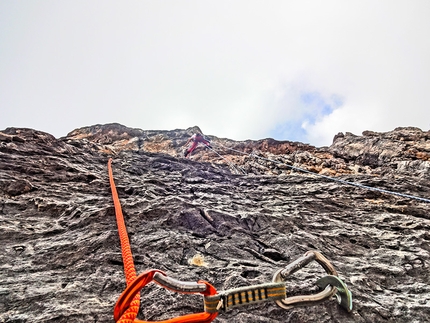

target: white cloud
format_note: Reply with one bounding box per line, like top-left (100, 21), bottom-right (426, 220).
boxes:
top-left (1, 1), bottom-right (429, 145)
top-left (304, 102), bottom-right (384, 146)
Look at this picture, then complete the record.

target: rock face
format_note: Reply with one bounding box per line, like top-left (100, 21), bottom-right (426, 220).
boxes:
top-left (1, 124), bottom-right (429, 323)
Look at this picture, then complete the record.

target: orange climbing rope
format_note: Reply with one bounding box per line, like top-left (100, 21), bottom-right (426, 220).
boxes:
top-left (108, 159), bottom-right (219, 323)
top-left (108, 158), bottom-right (140, 323)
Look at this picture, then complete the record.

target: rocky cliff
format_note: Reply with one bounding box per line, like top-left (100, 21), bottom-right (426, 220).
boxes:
top-left (1, 124), bottom-right (429, 322)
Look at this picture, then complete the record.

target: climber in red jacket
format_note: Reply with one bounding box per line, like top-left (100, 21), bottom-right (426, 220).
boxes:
top-left (183, 133), bottom-right (212, 157)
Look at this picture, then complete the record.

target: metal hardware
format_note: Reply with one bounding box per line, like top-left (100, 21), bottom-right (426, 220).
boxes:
top-left (316, 275), bottom-right (353, 312)
top-left (114, 269), bottom-right (218, 323)
top-left (272, 251), bottom-right (339, 309)
top-left (153, 272), bottom-right (208, 293)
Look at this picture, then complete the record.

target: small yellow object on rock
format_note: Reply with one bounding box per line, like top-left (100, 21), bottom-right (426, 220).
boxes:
top-left (188, 254), bottom-right (208, 267)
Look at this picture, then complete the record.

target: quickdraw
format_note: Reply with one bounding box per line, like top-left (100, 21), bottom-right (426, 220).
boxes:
top-left (108, 159), bottom-right (353, 322)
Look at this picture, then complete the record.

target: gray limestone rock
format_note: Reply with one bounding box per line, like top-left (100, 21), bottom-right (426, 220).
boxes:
top-left (0, 124), bottom-right (429, 322)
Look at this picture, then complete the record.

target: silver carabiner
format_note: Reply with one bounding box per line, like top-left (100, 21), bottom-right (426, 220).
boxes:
top-left (272, 251), bottom-right (351, 311)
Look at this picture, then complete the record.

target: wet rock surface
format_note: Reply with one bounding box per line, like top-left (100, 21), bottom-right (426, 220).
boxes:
top-left (1, 124), bottom-right (429, 322)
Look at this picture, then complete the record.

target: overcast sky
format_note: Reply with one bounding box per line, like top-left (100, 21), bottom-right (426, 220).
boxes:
top-left (1, 1), bottom-right (429, 146)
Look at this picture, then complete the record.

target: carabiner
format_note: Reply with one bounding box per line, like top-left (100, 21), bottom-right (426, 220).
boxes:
top-left (114, 269), bottom-right (218, 323)
top-left (272, 251), bottom-right (338, 309)
top-left (316, 275), bottom-right (353, 312)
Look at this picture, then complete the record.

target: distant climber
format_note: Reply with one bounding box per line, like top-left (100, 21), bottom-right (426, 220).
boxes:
top-left (183, 133), bottom-right (212, 157)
